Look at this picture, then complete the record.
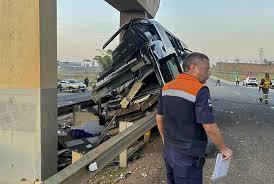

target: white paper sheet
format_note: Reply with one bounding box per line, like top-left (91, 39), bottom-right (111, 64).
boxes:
top-left (211, 153), bottom-right (231, 181)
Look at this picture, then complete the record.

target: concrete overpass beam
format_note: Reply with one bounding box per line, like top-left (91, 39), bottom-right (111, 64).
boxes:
top-left (0, 0), bottom-right (57, 183)
top-left (105, 0), bottom-right (160, 26)
top-left (120, 10), bottom-right (149, 27)
top-left (136, 0), bottom-right (160, 18)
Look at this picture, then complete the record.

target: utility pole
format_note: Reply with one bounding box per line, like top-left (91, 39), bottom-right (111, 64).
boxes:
top-left (259, 48), bottom-right (264, 64)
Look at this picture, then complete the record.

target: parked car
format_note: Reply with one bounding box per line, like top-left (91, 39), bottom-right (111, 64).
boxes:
top-left (271, 80), bottom-right (274, 89)
top-left (243, 77), bottom-right (258, 87)
top-left (58, 79), bottom-right (86, 92)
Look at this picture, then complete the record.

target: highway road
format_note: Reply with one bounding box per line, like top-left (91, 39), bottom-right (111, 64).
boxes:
top-left (57, 91), bottom-right (92, 108)
top-left (203, 78), bottom-right (274, 183)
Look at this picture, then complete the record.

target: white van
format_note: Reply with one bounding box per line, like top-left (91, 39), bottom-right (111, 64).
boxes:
top-left (243, 77), bottom-right (258, 87)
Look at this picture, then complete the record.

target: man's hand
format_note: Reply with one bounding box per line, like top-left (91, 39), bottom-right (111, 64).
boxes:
top-left (203, 123), bottom-right (233, 160)
top-left (220, 147), bottom-right (233, 160)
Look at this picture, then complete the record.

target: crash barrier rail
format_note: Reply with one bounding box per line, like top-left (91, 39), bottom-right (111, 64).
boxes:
top-left (44, 111), bottom-right (156, 184)
top-left (58, 100), bottom-right (94, 116)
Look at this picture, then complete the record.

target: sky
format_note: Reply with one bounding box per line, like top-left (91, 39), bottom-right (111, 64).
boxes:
top-left (57, 0), bottom-right (274, 63)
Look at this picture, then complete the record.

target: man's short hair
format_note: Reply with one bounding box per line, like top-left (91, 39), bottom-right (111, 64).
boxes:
top-left (182, 52), bottom-right (209, 72)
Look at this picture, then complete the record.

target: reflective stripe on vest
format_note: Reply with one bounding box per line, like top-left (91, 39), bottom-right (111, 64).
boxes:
top-left (162, 89), bottom-right (196, 103)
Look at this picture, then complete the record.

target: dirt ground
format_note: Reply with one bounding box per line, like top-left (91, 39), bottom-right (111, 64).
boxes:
top-left (89, 132), bottom-right (219, 184)
top-left (117, 134), bottom-right (166, 184)
top-left (116, 134), bottom-right (218, 184)
top-left (89, 132), bottom-right (167, 184)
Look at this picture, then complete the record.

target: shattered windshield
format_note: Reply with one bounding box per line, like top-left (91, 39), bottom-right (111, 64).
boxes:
top-left (159, 56), bottom-right (181, 83)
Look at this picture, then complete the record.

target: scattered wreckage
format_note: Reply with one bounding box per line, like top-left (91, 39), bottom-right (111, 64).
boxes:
top-left (57, 19), bottom-right (214, 170)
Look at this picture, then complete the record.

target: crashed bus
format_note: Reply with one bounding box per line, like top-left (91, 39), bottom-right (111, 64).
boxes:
top-left (91, 18), bottom-right (215, 153)
top-left (92, 18), bottom-right (190, 126)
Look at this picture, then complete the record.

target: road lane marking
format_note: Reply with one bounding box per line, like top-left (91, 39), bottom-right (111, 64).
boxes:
top-left (233, 91), bottom-right (241, 95)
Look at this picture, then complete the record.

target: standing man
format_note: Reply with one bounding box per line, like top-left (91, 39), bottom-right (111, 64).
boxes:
top-left (235, 76), bottom-right (240, 86)
top-left (156, 52), bottom-right (232, 184)
top-left (84, 77), bottom-right (89, 88)
top-left (259, 72), bottom-right (272, 104)
top-left (216, 79), bottom-right (221, 86)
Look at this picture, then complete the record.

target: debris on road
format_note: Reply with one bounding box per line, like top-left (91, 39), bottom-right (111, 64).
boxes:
top-left (115, 171), bottom-right (132, 182)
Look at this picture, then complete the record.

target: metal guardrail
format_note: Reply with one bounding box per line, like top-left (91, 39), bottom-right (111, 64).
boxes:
top-left (44, 111), bottom-right (156, 184)
top-left (58, 100), bottom-right (94, 116)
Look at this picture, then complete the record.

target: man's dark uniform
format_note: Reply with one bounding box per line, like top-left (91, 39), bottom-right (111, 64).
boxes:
top-left (157, 73), bottom-right (214, 184)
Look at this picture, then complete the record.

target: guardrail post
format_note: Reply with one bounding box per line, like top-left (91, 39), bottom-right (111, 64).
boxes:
top-left (119, 121), bottom-right (134, 167)
top-left (72, 151), bottom-right (83, 164)
top-left (72, 105), bottom-right (81, 126)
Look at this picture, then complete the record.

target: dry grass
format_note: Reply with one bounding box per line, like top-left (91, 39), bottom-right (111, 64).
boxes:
top-left (212, 71), bottom-right (266, 82)
top-left (212, 63), bottom-right (272, 81)
top-left (58, 67), bottom-right (101, 83)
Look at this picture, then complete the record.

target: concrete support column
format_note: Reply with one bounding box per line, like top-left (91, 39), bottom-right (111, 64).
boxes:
top-left (0, 0), bottom-right (57, 183)
top-left (120, 11), bottom-right (150, 27)
top-left (120, 11), bottom-right (150, 40)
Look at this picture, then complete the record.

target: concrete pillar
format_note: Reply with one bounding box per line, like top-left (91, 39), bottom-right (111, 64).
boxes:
top-left (0, 0), bottom-right (57, 183)
top-left (105, 0), bottom-right (160, 40)
top-left (105, 0), bottom-right (160, 19)
top-left (120, 11), bottom-right (150, 27)
top-left (120, 11), bottom-right (150, 41)
top-left (119, 121), bottom-right (133, 167)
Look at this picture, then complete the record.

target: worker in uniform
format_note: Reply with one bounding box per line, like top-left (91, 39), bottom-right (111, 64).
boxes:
top-left (235, 76), bottom-right (240, 86)
top-left (259, 72), bottom-right (272, 104)
top-left (156, 52), bottom-right (232, 184)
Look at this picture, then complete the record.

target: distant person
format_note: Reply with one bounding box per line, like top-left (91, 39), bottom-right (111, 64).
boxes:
top-left (259, 79), bottom-right (263, 92)
top-left (216, 79), bottom-right (221, 86)
top-left (259, 72), bottom-right (272, 104)
top-left (235, 76), bottom-right (240, 86)
top-left (84, 77), bottom-right (89, 87)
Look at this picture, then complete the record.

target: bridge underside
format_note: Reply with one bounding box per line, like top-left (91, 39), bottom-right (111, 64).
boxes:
top-left (105, 0), bottom-right (160, 26)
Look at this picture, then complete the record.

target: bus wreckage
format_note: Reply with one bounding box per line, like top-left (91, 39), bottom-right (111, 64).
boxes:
top-left (92, 19), bottom-right (215, 153)
top-left (92, 19), bottom-right (190, 126)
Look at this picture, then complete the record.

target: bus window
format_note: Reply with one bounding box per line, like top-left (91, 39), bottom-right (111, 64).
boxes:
top-left (159, 56), bottom-right (181, 83)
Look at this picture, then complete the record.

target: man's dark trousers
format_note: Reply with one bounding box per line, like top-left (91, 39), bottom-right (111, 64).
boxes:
top-left (163, 145), bottom-right (203, 184)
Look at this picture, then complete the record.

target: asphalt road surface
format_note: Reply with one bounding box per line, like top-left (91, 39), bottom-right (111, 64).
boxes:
top-left (57, 91), bottom-right (92, 107)
top-left (203, 78), bottom-right (274, 183)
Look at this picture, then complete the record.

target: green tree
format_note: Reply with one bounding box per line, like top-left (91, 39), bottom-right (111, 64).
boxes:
top-left (94, 50), bottom-right (112, 70)
top-left (106, 49), bottom-right (113, 55)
